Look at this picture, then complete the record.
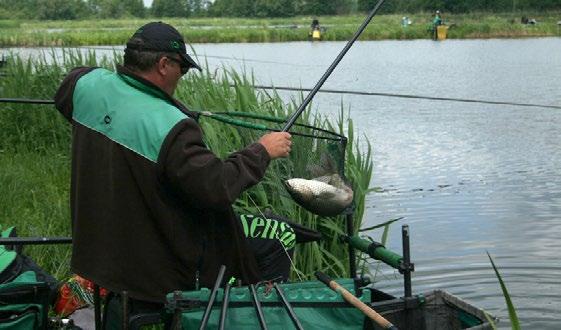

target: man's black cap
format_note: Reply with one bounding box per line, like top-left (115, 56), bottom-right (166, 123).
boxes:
top-left (126, 22), bottom-right (201, 71)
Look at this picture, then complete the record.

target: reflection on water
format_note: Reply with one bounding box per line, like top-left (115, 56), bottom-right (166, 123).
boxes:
top-left (7, 38), bottom-right (561, 328)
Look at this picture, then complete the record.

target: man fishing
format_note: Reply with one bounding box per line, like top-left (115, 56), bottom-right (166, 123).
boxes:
top-left (431, 10), bottom-right (443, 39)
top-left (54, 21), bottom-right (295, 327)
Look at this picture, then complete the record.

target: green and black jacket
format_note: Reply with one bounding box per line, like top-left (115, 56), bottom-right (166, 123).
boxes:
top-left (54, 66), bottom-right (268, 303)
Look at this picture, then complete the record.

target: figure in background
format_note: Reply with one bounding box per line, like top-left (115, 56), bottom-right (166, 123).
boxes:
top-left (431, 10), bottom-right (443, 40)
top-left (310, 18), bottom-right (322, 40)
top-left (401, 16), bottom-right (412, 27)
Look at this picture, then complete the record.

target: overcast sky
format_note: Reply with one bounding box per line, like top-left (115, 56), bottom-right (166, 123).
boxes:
top-left (143, 0), bottom-right (153, 7)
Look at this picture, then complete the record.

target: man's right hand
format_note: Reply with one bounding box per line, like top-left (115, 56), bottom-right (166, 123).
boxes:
top-left (258, 132), bottom-right (292, 159)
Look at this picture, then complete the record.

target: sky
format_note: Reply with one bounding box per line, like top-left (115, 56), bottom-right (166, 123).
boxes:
top-left (143, 0), bottom-right (153, 8)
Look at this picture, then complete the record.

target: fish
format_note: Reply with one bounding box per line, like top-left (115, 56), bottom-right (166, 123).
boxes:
top-left (284, 173), bottom-right (354, 216)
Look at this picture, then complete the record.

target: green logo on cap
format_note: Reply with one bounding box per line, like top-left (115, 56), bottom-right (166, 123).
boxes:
top-left (171, 41), bottom-right (180, 49)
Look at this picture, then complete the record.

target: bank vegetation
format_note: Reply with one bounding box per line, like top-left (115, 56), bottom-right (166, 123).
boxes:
top-left (1, 12), bottom-right (560, 47)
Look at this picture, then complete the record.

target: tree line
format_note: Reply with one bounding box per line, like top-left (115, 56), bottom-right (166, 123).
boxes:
top-left (0, 0), bottom-right (560, 20)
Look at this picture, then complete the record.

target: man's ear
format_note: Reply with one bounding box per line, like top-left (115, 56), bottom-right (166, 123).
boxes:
top-left (156, 56), bottom-right (169, 76)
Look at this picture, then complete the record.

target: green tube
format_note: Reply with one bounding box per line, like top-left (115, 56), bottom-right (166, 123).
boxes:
top-left (348, 236), bottom-right (402, 269)
top-left (216, 111), bottom-right (285, 123)
top-left (201, 113), bottom-right (269, 131)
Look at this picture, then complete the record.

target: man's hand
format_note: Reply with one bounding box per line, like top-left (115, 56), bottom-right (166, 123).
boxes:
top-left (258, 132), bottom-right (292, 159)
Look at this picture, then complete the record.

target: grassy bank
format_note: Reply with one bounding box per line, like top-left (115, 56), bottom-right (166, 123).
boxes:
top-left (1, 12), bottom-right (560, 46)
top-left (0, 51), bottom-right (376, 281)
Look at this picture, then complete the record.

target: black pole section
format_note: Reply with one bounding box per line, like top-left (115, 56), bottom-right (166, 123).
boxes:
top-left (121, 291), bottom-right (129, 330)
top-left (0, 237), bottom-right (72, 245)
top-left (199, 265), bottom-right (226, 330)
top-left (281, 0), bottom-right (386, 132)
top-left (346, 212), bottom-right (357, 279)
top-left (93, 284), bottom-right (102, 330)
top-left (0, 98), bottom-right (54, 104)
top-left (402, 225), bottom-right (412, 298)
top-left (249, 284), bottom-right (268, 330)
top-left (218, 283), bottom-right (231, 330)
top-left (273, 283), bottom-right (304, 330)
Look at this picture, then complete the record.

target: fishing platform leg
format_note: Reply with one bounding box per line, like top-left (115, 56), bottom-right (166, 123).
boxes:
top-left (400, 225), bottom-right (414, 298)
top-left (94, 284), bottom-right (102, 330)
top-left (346, 210), bottom-right (366, 295)
top-left (346, 211), bottom-right (357, 279)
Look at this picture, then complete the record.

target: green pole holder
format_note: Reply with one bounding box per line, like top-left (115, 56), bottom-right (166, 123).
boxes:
top-left (347, 235), bottom-right (402, 269)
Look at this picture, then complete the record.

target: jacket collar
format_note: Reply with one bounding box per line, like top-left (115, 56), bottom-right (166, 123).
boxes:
top-left (116, 65), bottom-right (200, 121)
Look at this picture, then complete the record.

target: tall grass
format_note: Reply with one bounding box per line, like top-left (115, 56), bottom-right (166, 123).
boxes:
top-left (1, 12), bottom-right (560, 46)
top-left (0, 50), bottom-right (375, 280)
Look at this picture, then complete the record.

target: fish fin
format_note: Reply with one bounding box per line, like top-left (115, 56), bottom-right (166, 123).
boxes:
top-left (313, 175), bottom-right (332, 184)
top-left (317, 189), bottom-right (337, 200)
top-left (328, 173), bottom-right (343, 186)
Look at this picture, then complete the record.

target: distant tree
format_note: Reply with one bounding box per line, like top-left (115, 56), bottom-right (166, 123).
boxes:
top-left (124, 0), bottom-right (146, 17)
top-left (0, 0), bottom-right (39, 18)
top-left (230, 0), bottom-right (254, 16)
top-left (254, 0), bottom-right (296, 17)
top-left (357, 0), bottom-right (375, 12)
top-left (87, 0), bottom-right (127, 18)
top-left (152, 0), bottom-right (189, 17)
top-left (36, 0), bottom-right (89, 19)
top-left (209, 0), bottom-right (253, 17)
top-left (301, 0), bottom-right (350, 15)
top-left (188, 0), bottom-right (210, 16)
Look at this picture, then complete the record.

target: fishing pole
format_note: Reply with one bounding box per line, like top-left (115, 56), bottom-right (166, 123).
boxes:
top-left (199, 265), bottom-right (226, 330)
top-left (249, 284), bottom-right (268, 330)
top-left (281, 0), bottom-right (386, 132)
top-left (0, 98), bottom-right (54, 105)
top-left (218, 283), bottom-right (231, 330)
top-left (315, 271), bottom-right (398, 330)
top-left (67, 46), bottom-right (315, 67)
top-left (3, 92), bottom-right (560, 111)
top-left (0, 237), bottom-right (72, 245)
top-left (273, 283), bottom-right (304, 330)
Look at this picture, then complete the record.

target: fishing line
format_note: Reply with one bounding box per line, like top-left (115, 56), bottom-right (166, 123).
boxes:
top-left (249, 85), bottom-right (561, 110)
top-left (247, 194), bottom-right (304, 283)
top-left (68, 46), bottom-right (310, 67)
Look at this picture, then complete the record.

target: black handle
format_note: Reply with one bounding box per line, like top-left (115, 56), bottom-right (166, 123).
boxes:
top-left (314, 271), bottom-right (332, 287)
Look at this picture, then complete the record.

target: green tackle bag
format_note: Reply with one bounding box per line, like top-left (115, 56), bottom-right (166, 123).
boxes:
top-left (165, 279), bottom-right (371, 330)
top-left (0, 271), bottom-right (51, 329)
top-left (0, 226), bottom-right (57, 330)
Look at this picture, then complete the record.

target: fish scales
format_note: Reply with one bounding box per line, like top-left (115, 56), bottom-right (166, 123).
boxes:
top-left (284, 174), bottom-right (353, 216)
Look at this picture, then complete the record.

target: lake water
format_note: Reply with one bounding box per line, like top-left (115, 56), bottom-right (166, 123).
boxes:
top-left (194, 38), bottom-right (561, 329)
top-left (8, 38), bottom-right (561, 328)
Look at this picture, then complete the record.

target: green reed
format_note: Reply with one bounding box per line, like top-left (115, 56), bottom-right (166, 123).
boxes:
top-left (0, 49), bottom-right (375, 280)
top-left (178, 66), bottom-right (375, 279)
top-left (486, 252), bottom-right (521, 330)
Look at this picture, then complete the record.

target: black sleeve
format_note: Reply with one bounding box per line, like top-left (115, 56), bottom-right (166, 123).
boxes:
top-left (159, 119), bottom-right (271, 210)
top-left (53, 67), bottom-right (97, 121)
